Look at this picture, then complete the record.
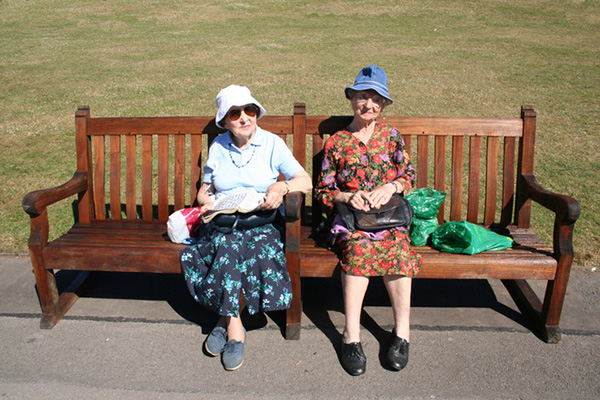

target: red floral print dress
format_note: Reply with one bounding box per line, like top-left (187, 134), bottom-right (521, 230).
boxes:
top-left (314, 123), bottom-right (422, 277)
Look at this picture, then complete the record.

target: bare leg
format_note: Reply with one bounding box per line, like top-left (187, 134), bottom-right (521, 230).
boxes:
top-left (383, 275), bottom-right (412, 341)
top-left (341, 273), bottom-right (370, 344)
top-left (226, 315), bottom-right (245, 343)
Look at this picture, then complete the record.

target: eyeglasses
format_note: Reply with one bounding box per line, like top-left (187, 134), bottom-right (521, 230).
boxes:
top-left (354, 92), bottom-right (386, 108)
top-left (227, 105), bottom-right (259, 121)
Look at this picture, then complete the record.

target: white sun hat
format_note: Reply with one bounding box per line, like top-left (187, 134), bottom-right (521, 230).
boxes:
top-left (215, 85), bottom-right (267, 129)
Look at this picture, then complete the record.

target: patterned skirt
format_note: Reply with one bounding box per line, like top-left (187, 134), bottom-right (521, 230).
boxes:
top-left (180, 223), bottom-right (292, 316)
top-left (332, 227), bottom-right (422, 278)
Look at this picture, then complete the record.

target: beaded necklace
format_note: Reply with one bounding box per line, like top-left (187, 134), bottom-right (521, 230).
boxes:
top-left (228, 143), bottom-right (256, 168)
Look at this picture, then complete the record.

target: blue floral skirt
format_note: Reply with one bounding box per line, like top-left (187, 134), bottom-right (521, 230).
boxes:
top-left (180, 223), bottom-right (292, 317)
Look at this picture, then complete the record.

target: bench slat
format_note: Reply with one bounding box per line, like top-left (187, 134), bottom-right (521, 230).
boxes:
top-left (467, 136), bottom-right (481, 223)
top-left (501, 137), bottom-right (516, 227)
top-left (485, 136), bottom-right (499, 225)
top-left (417, 135), bottom-right (428, 188)
top-left (450, 136), bottom-right (464, 220)
top-left (379, 116), bottom-right (524, 137)
top-left (93, 135), bottom-right (106, 220)
top-left (158, 135), bottom-right (169, 221)
top-left (190, 135), bottom-right (202, 207)
top-left (142, 135), bottom-right (153, 221)
top-left (87, 116), bottom-right (218, 135)
top-left (174, 135), bottom-right (185, 210)
top-left (126, 135), bottom-right (137, 219)
top-left (434, 136), bottom-right (446, 224)
top-left (109, 136), bottom-right (122, 220)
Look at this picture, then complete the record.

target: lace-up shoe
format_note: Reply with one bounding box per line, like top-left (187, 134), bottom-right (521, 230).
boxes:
top-left (222, 339), bottom-right (245, 371)
top-left (341, 342), bottom-right (366, 376)
top-left (386, 335), bottom-right (409, 371)
top-left (204, 326), bottom-right (227, 356)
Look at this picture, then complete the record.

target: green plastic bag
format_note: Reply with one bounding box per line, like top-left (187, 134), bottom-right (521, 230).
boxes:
top-left (405, 188), bottom-right (447, 246)
top-left (431, 221), bottom-right (513, 255)
top-left (405, 188), bottom-right (447, 219)
top-left (409, 217), bottom-right (439, 247)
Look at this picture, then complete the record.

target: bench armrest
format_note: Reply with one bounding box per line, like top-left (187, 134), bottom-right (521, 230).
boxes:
top-left (521, 173), bottom-right (580, 225)
top-left (284, 191), bottom-right (303, 222)
top-left (22, 171), bottom-right (88, 217)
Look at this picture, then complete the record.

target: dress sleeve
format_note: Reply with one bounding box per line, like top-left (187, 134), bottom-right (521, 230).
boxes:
top-left (391, 129), bottom-right (416, 195)
top-left (314, 135), bottom-right (340, 214)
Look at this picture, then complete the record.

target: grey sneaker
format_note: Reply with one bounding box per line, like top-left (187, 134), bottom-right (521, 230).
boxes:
top-left (222, 339), bottom-right (245, 371)
top-left (204, 326), bottom-right (227, 356)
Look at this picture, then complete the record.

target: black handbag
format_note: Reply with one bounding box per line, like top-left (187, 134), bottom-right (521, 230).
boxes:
top-left (336, 194), bottom-right (414, 232)
top-left (212, 209), bottom-right (278, 234)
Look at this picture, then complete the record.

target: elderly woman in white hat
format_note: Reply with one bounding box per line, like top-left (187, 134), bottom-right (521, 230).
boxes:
top-left (181, 85), bottom-right (311, 371)
top-left (315, 66), bottom-right (422, 376)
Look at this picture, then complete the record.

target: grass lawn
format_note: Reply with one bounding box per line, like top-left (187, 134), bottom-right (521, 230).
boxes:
top-left (1, 0), bottom-right (598, 265)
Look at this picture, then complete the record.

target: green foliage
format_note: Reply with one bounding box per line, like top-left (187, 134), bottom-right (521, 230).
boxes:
top-left (1, 0), bottom-right (598, 264)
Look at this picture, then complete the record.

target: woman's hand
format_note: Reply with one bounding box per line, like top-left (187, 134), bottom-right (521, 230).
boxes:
top-left (344, 191), bottom-right (371, 212)
top-left (198, 201), bottom-right (214, 215)
top-left (368, 183), bottom-right (396, 209)
top-left (261, 181), bottom-right (287, 210)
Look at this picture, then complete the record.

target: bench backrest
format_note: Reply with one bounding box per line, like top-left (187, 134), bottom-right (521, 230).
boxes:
top-left (74, 106), bottom-right (298, 223)
top-left (74, 104), bottom-right (536, 230)
top-left (292, 104), bottom-right (537, 230)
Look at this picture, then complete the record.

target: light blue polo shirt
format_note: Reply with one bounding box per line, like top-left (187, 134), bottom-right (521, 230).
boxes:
top-left (203, 126), bottom-right (303, 195)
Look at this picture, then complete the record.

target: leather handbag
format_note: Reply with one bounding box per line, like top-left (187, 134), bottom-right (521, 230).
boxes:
top-left (336, 194), bottom-right (414, 232)
top-left (212, 209), bottom-right (278, 234)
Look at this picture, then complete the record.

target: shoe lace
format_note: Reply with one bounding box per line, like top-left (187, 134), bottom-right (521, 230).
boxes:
top-left (345, 344), bottom-right (364, 360)
top-left (224, 340), bottom-right (242, 354)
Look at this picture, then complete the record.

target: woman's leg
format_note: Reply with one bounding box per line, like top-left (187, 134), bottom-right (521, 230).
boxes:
top-left (341, 273), bottom-right (370, 343)
top-left (383, 275), bottom-right (412, 341)
top-left (226, 315), bottom-right (245, 343)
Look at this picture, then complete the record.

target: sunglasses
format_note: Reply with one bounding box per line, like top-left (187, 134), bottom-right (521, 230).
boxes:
top-left (227, 105), bottom-right (260, 121)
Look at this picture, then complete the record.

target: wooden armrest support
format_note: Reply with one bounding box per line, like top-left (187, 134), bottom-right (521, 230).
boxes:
top-left (22, 171), bottom-right (88, 217)
top-left (521, 173), bottom-right (581, 224)
top-left (284, 191), bottom-right (303, 222)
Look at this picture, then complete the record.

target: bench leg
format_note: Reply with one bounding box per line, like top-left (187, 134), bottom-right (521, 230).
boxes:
top-left (506, 222), bottom-right (576, 343)
top-left (39, 271), bottom-right (92, 329)
top-left (539, 250), bottom-right (573, 343)
top-left (285, 251), bottom-right (301, 340)
top-left (503, 277), bottom-right (568, 344)
top-left (28, 209), bottom-right (93, 328)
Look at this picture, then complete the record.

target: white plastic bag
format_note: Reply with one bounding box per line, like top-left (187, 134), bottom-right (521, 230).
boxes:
top-left (167, 207), bottom-right (203, 243)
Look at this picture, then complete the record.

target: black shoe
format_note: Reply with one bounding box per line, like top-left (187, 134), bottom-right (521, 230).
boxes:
top-left (341, 342), bottom-right (366, 376)
top-left (386, 336), bottom-right (409, 371)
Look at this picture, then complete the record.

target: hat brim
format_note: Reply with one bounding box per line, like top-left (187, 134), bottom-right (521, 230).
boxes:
top-left (216, 102), bottom-right (266, 129)
top-left (345, 84), bottom-right (394, 105)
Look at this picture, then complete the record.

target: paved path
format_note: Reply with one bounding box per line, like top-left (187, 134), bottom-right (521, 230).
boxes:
top-left (1, 256), bottom-right (598, 399)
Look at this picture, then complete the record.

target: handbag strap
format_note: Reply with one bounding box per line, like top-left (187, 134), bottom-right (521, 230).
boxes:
top-left (213, 214), bottom-right (239, 234)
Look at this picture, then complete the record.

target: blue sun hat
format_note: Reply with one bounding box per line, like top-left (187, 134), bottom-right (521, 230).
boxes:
top-left (344, 65), bottom-right (394, 105)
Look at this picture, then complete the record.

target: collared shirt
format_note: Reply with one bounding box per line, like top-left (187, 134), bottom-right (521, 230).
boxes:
top-left (203, 126), bottom-right (303, 195)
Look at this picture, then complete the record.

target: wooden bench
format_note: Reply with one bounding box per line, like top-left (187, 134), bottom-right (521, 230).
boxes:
top-left (23, 104), bottom-right (580, 344)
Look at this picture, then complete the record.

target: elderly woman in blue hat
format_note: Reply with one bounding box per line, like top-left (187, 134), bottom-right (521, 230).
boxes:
top-left (315, 66), bottom-right (422, 376)
top-left (181, 85), bottom-right (311, 371)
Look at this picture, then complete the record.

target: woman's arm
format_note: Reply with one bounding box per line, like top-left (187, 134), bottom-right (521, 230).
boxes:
top-left (196, 183), bottom-right (215, 214)
top-left (262, 170), bottom-right (312, 210)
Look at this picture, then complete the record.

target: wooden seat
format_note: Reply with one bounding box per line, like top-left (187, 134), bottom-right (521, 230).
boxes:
top-left (298, 225), bottom-right (556, 280)
top-left (43, 221), bottom-right (182, 274)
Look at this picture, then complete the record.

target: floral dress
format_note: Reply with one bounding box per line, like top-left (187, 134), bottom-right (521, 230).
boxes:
top-left (314, 123), bottom-right (422, 277)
